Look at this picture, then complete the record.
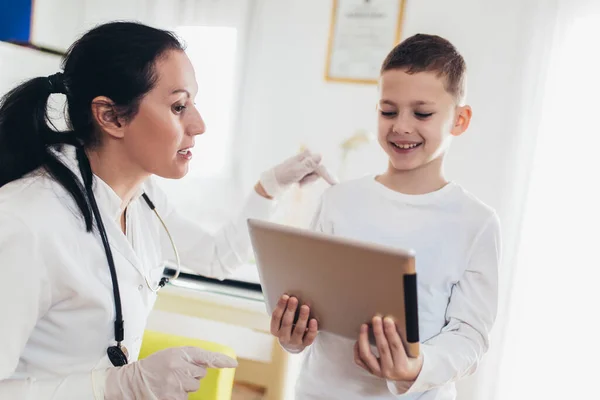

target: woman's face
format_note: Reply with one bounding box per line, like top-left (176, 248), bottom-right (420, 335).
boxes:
top-left (120, 50), bottom-right (205, 179)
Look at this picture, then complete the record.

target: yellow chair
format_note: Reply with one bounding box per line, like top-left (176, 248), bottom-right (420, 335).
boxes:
top-left (139, 330), bottom-right (237, 400)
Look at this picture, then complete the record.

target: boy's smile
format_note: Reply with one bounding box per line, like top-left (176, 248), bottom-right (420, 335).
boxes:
top-left (389, 140), bottom-right (423, 153)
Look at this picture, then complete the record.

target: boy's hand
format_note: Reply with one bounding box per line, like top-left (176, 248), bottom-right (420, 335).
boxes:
top-left (354, 316), bottom-right (423, 382)
top-left (270, 295), bottom-right (318, 353)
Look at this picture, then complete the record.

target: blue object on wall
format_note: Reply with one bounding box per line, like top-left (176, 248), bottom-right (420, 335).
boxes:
top-left (0, 0), bottom-right (34, 42)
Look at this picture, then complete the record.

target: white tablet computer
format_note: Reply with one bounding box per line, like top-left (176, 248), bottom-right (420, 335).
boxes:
top-left (247, 218), bottom-right (420, 357)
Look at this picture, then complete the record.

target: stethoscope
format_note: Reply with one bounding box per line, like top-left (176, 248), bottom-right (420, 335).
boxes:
top-left (75, 148), bottom-right (181, 367)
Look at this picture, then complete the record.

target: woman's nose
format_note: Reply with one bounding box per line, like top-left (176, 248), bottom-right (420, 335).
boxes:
top-left (187, 106), bottom-right (206, 136)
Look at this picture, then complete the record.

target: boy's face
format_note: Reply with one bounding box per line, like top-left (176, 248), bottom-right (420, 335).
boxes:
top-left (377, 69), bottom-right (471, 172)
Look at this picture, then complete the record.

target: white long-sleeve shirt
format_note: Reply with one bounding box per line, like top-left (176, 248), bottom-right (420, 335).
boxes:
top-left (295, 176), bottom-right (501, 400)
top-left (0, 145), bottom-right (276, 399)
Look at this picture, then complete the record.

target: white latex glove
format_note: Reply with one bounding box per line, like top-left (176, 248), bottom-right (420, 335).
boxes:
top-left (259, 150), bottom-right (338, 198)
top-left (102, 346), bottom-right (237, 400)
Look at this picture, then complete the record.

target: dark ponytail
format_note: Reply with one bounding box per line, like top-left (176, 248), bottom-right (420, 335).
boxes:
top-left (0, 76), bottom-right (93, 229)
top-left (0, 21), bottom-right (183, 231)
top-left (0, 77), bottom-right (62, 185)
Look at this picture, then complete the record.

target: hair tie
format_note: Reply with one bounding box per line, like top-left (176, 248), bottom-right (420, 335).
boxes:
top-left (47, 72), bottom-right (67, 95)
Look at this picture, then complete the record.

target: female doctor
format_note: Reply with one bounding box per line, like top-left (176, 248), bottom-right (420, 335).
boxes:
top-left (0, 21), bottom-right (334, 399)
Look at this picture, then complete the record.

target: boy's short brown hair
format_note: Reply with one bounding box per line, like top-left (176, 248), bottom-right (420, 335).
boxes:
top-left (381, 34), bottom-right (467, 103)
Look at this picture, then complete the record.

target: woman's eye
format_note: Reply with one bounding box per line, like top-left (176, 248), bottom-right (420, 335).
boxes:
top-left (173, 105), bottom-right (187, 114)
top-left (380, 111), bottom-right (397, 117)
top-left (415, 112), bottom-right (433, 119)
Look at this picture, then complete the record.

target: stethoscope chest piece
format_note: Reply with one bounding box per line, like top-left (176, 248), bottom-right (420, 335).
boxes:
top-left (107, 344), bottom-right (129, 367)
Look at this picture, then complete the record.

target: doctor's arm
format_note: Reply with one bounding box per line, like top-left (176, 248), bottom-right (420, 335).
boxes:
top-left (154, 151), bottom-right (336, 280)
top-left (0, 213), bottom-right (102, 399)
top-left (386, 214), bottom-right (501, 395)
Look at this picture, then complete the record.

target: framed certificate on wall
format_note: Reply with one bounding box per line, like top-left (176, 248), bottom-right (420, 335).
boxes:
top-left (325, 0), bottom-right (407, 84)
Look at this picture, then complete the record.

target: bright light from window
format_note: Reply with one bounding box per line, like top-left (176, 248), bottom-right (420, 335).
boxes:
top-left (152, 26), bottom-right (238, 222)
top-left (498, 14), bottom-right (600, 400)
top-left (175, 26), bottom-right (238, 178)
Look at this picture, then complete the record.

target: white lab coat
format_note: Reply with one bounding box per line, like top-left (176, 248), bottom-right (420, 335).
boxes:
top-left (0, 146), bottom-right (275, 399)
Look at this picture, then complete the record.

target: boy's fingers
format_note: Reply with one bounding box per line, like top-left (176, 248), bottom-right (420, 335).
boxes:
top-left (303, 318), bottom-right (319, 346)
top-left (354, 341), bottom-right (370, 372)
top-left (358, 324), bottom-right (381, 377)
top-left (291, 305), bottom-right (310, 343)
top-left (372, 316), bottom-right (393, 374)
top-left (383, 317), bottom-right (406, 366)
top-left (279, 297), bottom-right (298, 340)
top-left (270, 295), bottom-right (289, 335)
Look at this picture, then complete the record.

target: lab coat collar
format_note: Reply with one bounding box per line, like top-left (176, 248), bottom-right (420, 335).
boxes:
top-left (52, 145), bottom-right (145, 222)
top-left (92, 177), bottom-right (145, 223)
top-left (51, 145), bottom-right (149, 279)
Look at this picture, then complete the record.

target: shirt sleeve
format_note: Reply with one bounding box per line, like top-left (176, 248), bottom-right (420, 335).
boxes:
top-left (0, 212), bottom-right (102, 399)
top-left (147, 180), bottom-right (278, 280)
top-left (388, 213), bottom-right (501, 395)
top-left (309, 191), bottom-right (334, 234)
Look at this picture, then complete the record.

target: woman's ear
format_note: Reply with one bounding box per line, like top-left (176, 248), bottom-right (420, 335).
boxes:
top-left (90, 96), bottom-right (125, 139)
top-left (450, 105), bottom-right (472, 137)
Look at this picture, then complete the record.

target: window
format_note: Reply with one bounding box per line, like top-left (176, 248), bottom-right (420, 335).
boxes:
top-left (174, 26), bottom-right (238, 178)
top-left (497, 8), bottom-right (600, 400)
top-left (154, 25), bottom-right (240, 228)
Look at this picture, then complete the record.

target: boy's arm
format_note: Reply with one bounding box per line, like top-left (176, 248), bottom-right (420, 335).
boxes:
top-left (388, 213), bottom-right (501, 395)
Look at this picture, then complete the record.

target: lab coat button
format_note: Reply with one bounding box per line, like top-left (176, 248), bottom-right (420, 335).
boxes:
top-left (138, 284), bottom-right (143, 291)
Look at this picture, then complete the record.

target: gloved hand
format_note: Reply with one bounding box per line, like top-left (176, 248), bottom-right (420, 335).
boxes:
top-left (102, 346), bottom-right (237, 400)
top-left (259, 150), bottom-right (338, 198)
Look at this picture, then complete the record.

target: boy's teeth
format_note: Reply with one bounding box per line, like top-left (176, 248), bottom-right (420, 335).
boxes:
top-left (392, 143), bottom-right (419, 149)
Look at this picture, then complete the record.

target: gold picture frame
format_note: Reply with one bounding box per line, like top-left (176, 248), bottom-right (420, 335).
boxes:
top-left (325, 0), bottom-right (407, 85)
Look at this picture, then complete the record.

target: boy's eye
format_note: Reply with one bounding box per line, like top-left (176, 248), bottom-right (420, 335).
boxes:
top-left (415, 112), bottom-right (433, 119)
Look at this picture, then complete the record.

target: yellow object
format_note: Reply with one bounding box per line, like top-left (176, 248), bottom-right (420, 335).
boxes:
top-left (340, 129), bottom-right (373, 151)
top-left (139, 330), bottom-right (237, 400)
top-left (338, 129), bottom-right (375, 180)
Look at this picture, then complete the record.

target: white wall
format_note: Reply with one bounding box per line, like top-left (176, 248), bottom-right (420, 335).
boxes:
top-left (0, 42), bottom-right (68, 130)
top-left (235, 1), bottom-right (538, 398)
top-left (0, 42), bottom-right (62, 94)
top-left (30, 0), bottom-right (146, 51)
top-left (30, 0), bottom-right (252, 51)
